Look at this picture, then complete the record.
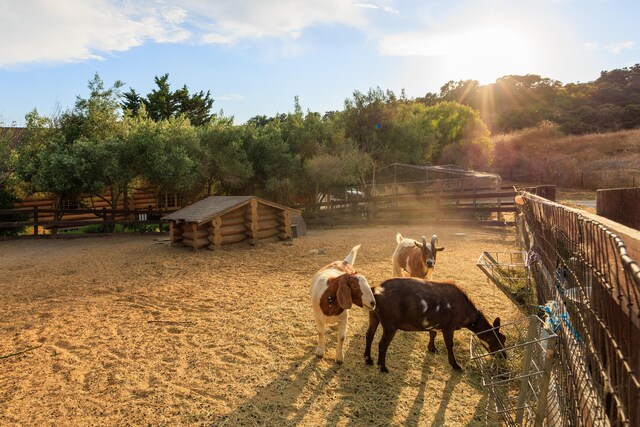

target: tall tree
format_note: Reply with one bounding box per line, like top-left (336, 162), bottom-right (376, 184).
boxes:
top-left (197, 117), bottom-right (253, 195)
top-left (243, 119), bottom-right (303, 204)
top-left (123, 74), bottom-right (214, 126)
top-left (343, 87), bottom-right (397, 164)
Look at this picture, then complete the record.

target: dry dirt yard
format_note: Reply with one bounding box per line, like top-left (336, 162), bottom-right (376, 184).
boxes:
top-left (1, 224), bottom-right (521, 426)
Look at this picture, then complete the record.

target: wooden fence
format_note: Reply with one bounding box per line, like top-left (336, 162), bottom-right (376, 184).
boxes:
top-left (0, 206), bottom-right (167, 236)
top-left (1, 187), bottom-right (525, 236)
top-left (297, 187), bottom-right (519, 226)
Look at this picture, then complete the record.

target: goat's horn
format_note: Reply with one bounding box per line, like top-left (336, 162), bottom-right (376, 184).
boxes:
top-left (430, 235), bottom-right (438, 249)
top-left (421, 236), bottom-right (427, 248)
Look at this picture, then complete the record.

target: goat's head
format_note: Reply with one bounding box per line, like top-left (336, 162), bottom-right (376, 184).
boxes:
top-left (414, 235), bottom-right (445, 269)
top-left (333, 273), bottom-right (376, 310)
top-left (475, 316), bottom-right (508, 359)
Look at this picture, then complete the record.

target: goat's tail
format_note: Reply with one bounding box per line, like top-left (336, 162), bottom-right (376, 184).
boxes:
top-left (396, 232), bottom-right (404, 244)
top-left (343, 244), bottom-right (361, 266)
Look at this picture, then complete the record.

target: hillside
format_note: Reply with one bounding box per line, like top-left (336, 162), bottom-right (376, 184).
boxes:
top-left (492, 124), bottom-right (640, 190)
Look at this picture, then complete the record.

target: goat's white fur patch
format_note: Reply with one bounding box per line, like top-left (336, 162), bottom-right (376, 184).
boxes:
top-left (446, 302), bottom-right (451, 309)
top-left (436, 305), bottom-right (440, 311)
top-left (420, 299), bottom-right (428, 313)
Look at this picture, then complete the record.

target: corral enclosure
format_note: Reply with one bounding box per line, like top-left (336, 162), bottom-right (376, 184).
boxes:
top-left (0, 224), bottom-right (521, 426)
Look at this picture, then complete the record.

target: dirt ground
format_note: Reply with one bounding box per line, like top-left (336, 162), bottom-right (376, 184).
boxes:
top-left (0, 224), bottom-right (521, 426)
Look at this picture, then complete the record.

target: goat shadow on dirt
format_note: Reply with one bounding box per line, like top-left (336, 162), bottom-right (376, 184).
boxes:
top-left (212, 321), bottom-right (425, 426)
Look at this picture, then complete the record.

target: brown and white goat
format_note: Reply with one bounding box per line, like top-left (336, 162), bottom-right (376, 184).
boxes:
top-left (310, 244), bottom-right (376, 364)
top-left (392, 233), bottom-right (445, 279)
top-left (364, 277), bottom-right (506, 372)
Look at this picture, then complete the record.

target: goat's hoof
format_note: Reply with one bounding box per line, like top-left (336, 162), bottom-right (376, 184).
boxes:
top-left (335, 359), bottom-right (343, 365)
top-left (316, 353), bottom-right (324, 359)
top-left (451, 364), bottom-right (463, 371)
top-left (428, 347), bottom-right (437, 354)
top-left (379, 366), bottom-right (389, 373)
top-left (365, 357), bottom-right (373, 365)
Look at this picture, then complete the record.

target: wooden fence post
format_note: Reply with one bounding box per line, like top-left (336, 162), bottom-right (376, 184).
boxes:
top-left (596, 187), bottom-right (640, 229)
top-left (33, 207), bottom-right (39, 236)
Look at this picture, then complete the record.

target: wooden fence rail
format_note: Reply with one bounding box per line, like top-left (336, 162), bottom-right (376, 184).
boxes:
top-left (0, 206), bottom-right (167, 236)
top-left (297, 188), bottom-right (518, 226)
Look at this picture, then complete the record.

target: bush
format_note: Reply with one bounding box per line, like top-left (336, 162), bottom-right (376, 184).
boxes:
top-left (0, 188), bottom-right (27, 236)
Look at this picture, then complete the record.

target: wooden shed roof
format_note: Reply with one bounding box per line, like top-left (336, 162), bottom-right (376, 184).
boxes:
top-left (162, 196), bottom-right (300, 225)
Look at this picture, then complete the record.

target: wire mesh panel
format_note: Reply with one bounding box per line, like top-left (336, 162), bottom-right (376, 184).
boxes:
top-left (477, 251), bottom-right (536, 312)
top-left (367, 163), bottom-right (501, 196)
top-left (517, 191), bottom-right (640, 426)
top-left (470, 316), bottom-right (558, 426)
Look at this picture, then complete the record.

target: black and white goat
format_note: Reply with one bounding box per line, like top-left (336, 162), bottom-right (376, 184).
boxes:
top-left (364, 277), bottom-right (506, 372)
top-left (392, 233), bottom-right (445, 280)
top-left (310, 245), bottom-right (376, 363)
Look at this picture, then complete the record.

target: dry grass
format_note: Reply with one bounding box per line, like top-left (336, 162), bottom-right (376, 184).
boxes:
top-left (0, 224), bottom-right (521, 426)
top-left (492, 125), bottom-right (640, 189)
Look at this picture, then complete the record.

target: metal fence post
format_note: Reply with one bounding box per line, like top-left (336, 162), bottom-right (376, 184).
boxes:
top-left (535, 334), bottom-right (557, 426)
top-left (516, 316), bottom-right (539, 424)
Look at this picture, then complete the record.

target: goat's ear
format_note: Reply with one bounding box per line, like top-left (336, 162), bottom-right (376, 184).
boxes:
top-left (336, 276), bottom-right (353, 309)
top-left (493, 317), bottom-right (501, 328)
top-left (436, 246), bottom-right (445, 252)
top-left (414, 242), bottom-right (423, 249)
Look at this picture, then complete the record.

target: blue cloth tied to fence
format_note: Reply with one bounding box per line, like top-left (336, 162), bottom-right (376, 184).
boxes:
top-left (538, 301), bottom-right (582, 344)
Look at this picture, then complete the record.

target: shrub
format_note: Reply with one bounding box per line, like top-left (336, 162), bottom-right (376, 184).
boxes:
top-left (0, 188), bottom-right (26, 236)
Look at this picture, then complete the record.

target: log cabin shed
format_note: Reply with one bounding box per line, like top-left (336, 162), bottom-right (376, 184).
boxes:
top-left (162, 196), bottom-right (301, 250)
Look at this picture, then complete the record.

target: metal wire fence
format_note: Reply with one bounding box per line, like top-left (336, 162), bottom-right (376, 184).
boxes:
top-left (470, 315), bottom-right (558, 426)
top-left (516, 191), bottom-right (640, 426)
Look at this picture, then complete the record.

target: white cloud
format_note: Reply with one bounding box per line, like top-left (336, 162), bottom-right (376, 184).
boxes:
top-left (218, 94), bottom-right (245, 101)
top-left (183, 0), bottom-right (368, 44)
top-left (0, 0), bottom-right (369, 67)
top-left (355, 3), bottom-right (380, 10)
top-left (584, 41), bottom-right (634, 54)
top-left (0, 0), bottom-right (190, 67)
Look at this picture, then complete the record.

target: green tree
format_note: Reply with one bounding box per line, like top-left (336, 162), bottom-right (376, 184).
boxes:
top-left (424, 102), bottom-right (491, 169)
top-left (13, 110), bottom-right (71, 206)
top-left (305, 147), bottom-right (372, 202)
top-left (438, 79), bottom-right (481, 109)
top-left (343, 87), bottom-right (397, 164)
top-left (197, 117), bottom-right (253, 195)
top-left (129, 116), bottom-right (201, 197)
top-left (243, 119), bottom-right (303, 204)
top-left (0, 128), bottom-right (14, 189)
top-left (0, 127), bottom-right (25, 235)
top-left (123, 74), bottom-right (214, 126)
top-left (61, 72), bottom-right (125, 142)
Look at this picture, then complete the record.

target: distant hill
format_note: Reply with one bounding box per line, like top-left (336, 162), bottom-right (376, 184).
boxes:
top-left (491, 123), bottom-right (640, 189)
top-left (422, 64), bottom-right (640, 135)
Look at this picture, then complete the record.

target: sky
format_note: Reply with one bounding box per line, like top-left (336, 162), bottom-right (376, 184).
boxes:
top-left (0, 0), bottom-right (639, 126)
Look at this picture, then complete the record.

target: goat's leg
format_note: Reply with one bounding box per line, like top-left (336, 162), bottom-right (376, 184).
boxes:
top-left (427, 330), bottom-right (438, 353)
top-left (442, 330), bottom-right (462, 370)
top-left (315, 318), bottom-right (326, 358)
top-left (335, 311), bottom-right (349, 364)
top-left (377, 326), bottom-right (397, 373)
top-left (364, 311), bottom-right (380, 365)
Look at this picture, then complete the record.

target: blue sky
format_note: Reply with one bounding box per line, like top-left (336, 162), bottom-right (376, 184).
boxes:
top-left (1, 0), bottom-right (638, 126)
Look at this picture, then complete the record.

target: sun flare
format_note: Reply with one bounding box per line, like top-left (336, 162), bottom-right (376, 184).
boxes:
top-left (442, 26), bottom-right (535, 84)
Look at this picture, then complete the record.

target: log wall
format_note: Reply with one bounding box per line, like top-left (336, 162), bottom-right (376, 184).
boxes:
top-left (170, 199), bottom-right (297, 250)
